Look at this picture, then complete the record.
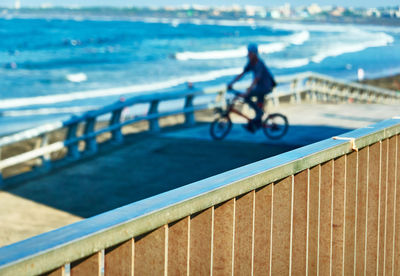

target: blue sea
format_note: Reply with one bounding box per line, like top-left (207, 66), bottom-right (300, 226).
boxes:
top-left (1, 14), bottom-right (400, 134)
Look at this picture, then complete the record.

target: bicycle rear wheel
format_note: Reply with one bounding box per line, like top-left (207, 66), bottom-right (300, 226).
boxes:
top-left (210, 116), bottom-right (232, 140)
top-left (262, 113), bottom-right (288, 140)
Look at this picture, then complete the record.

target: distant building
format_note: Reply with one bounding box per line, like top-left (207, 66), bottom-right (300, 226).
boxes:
top-left (14, 0), bottom-right (20, 9)
top-left (367, 8), bottom-right (381, 17)
top-left (191, 5), bottom-right (210, 12)
top-left (244, 5), bottom-right (267, 18)
top-left (307, 4), bottom-right (322, 15)
top-left (331, 7), bottom-right (345, 17)
top-left (231, 5), bottom-right (242, 12)
top-left (270, 10), bottom-right (281, 19)
top-left (280, 3), bottom-right (292, 18)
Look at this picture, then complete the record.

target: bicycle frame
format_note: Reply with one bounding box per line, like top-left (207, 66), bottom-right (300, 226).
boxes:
top-left (219, 94), bottom-right (275, 130)
top-left (222, 90), bottom-right (268, 122)
top-left (225, 96), bottom-right (253, 122)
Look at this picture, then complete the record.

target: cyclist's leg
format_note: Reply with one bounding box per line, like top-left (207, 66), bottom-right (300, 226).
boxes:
top-left (243, 96), bottom-right (260, 117)
top-left (255, 94), bottom-right (265, 120)
top-left (244, 89), bottom-right (264, 127)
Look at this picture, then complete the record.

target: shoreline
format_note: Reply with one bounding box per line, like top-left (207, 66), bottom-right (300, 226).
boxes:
top-left (2, 9), bottom-right (400, 28)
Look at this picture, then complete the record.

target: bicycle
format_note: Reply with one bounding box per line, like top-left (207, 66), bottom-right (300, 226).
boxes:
top-left (210, 89), bottom-right (289, 140)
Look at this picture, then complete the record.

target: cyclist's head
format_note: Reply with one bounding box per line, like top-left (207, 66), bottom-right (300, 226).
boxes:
top-left (247, 43), bottom-right (258, 55)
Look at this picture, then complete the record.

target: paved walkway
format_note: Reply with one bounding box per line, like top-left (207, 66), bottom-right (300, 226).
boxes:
top-left (1, 103), bottom-right (399, 246)
top-left (171, 103), bottom-right (397, 146)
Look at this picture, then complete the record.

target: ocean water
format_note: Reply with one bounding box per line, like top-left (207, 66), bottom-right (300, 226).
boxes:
top-left (1, 15), bottom-right (400, 134)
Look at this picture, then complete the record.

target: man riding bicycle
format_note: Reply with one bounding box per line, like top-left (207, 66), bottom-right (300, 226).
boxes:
top-left (227, 43), bottom-right (276, 133)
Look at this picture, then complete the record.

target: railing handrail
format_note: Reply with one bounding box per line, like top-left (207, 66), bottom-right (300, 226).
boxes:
top-left (0, 114), bottom-right (399, 275)
top-left (0, 87), bottom-right (208, 147)
top-left (0, 85), bottom-right (226, 184)
top-left (1, 71), bottom-right (399, 184)
top-left (304, 71), bottom-right (400, 97)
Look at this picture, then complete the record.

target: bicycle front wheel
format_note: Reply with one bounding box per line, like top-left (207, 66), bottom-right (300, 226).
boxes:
top-left (210, 116), bottom-right (232, 140)
top-left (262, 113), bottom-right (289, 140)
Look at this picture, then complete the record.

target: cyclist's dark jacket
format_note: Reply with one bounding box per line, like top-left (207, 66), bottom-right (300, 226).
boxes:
top-left (244, 59), bottom-right (276, 94)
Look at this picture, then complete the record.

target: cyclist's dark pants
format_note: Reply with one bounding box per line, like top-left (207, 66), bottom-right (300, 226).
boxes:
top-left (244, 88), bottom-right (269, 123)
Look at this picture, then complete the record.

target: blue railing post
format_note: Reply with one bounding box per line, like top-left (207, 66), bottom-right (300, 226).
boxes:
top-left (272, 90), bottom-right (280, 106)
top-left (306, 77), bottom-right (317, 103)
top-left (293, 78), bottom-right (301, 103)
top-left (66, 121), bottom-right (80, 159)
top-left (110, 108), bottom-right (124, 143)
top-left (149, 100), bottom-right (160, 132)
top-left (0, 148), bottom-right (2, 187)
top-left (84, 116), bottom-right (98, 154)
top-left (39, 133), bottom-right (51, 171)
top-left (184, 95), bottom-right (195, 126)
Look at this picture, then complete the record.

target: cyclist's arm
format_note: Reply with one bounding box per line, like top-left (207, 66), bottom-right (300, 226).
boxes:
top-left (228, 71), bottom-right (245, 89)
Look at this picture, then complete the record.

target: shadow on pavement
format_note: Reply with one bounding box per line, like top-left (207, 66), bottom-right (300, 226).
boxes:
top-left (5, 124), bottom-right (352, 218)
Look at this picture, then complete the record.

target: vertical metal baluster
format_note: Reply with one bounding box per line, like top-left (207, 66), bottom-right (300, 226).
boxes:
top-left (66, 120), bottom-right (80, 160)
top-left (84, 116), bottom-right (98, 155)
top-left (110, 108), bottom-right (124, 143)
top-left (40, 133), bottom-right (51, 171)
top-left (184, 95), bottom-right (195, 127)
top-left (0, 147), bottom-right (3, 186)
top-left (149, 100), bottom-right (160, 132)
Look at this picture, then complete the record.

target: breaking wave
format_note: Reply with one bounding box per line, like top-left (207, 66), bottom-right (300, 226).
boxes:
top-left (175, 31), bottom-right (310, 61)
top-left (312, 31), bottom-right (394, 63)
top-left (0, 67), bottom-right (243, 109)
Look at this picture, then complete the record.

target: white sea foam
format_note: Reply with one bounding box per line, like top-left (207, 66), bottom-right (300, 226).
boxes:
top-left (171, 19), bottom-right (180, 27)
top-left (259, 42), bottom-right (288, 54)
top-left (271, 22), bottom-right (356, 33)
top-left (0, 67), bottom-right (243, 109)
top-left (311, 31), bottom-right (394, 63)
top-left (195, 18), bottom-right (257, 27)
top-left (362, 25), bottom-right (400, 34)
top-left (176, 41), bottom-right (288, 61)
top-left (140, 17), bottom-right (258, 28)
top-left (176, 47), bottom-right (247, 60)
top-left (1, 106), bottom-right (97, 117)
top-left (66, 73), bottom-right (87, 83)
top-left (269, 22), bottom-right (395, 64)
top-left (277, 22), bottom-right (400, 35)
top-left (269, 58), bottom-right (310, 69)
top-left (285, 30), bottom-right (310, 45)
top-left (175, 30), bottom-right (309, 61)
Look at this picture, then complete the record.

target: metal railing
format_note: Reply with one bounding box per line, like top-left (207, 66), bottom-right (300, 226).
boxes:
top-left (304, 72), bottom-right (400, 104)
top-left (0, 72), bottom-right (399, 186)
top-left (0, 115), bottom-right (399, 275)
top-left (271, 72), bottom-right (400, 106)
top-left (0, 87), bottom-right (225, 185)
